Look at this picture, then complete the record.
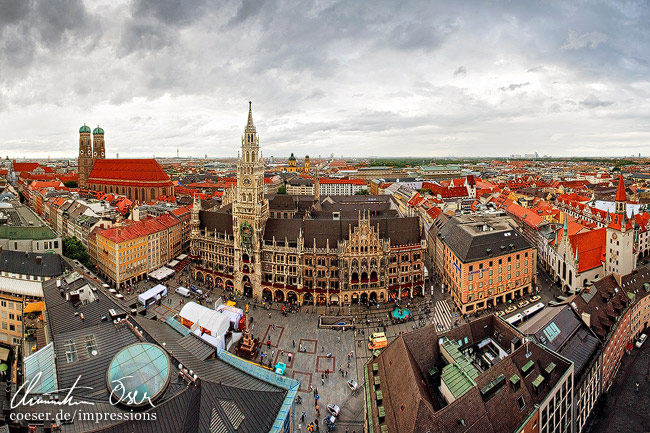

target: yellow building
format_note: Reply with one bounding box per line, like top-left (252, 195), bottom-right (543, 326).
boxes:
top-left (282, 153), bottom-right (310, 173)
top-left (90, 213), bottom-right (183, 288)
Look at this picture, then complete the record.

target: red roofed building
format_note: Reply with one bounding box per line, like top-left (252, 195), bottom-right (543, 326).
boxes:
top-left (87, 158), bottom-right (174, 203)
top-left (76, 125), bottom-right (173, 203)
top-left (90, 212), bottom-right (184, 288)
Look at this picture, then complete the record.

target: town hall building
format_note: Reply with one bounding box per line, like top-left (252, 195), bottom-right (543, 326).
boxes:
top-left (190, 102), bottom-right (427, 305)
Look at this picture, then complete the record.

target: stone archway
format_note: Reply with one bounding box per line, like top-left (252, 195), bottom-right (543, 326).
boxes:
top-left (369, 292), bottom-right (378, 303)
top-left (317, 294), bottom-right (327, 305)
top-left (388, 289), bottom-right (398, 302)
top-left (274, 290), bottom-right (285, 302)
top-left (195, 271), bottom-right (204, 282)
top-left (303, 292), bottom-right (314, 305)
top-left (287, 291), bottom-right (298, 304)
top-left (242, 276), bottom-right (252, 297)
top-left (206, 274), bottom-right (214, 287)
top-left (216, 278), bottom-right (224, 289)
top-left (360, 292), bottom-right (369, 303)
top-left (401, 288), bottom-right (411, 299)
top-left (262, 288), bottom-right (273, 302)
top-left (351, 293), bottom-right (359, 304)
top-left (413, 286), bottom-right (423, 297)
top-left (225, 280), bottom-right (234, 291)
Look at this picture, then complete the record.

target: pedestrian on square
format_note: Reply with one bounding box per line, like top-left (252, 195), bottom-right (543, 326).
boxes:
top-left (293, 339), bottom-right (296, 347)
top-left (321, 377), bottom-right (325, 385)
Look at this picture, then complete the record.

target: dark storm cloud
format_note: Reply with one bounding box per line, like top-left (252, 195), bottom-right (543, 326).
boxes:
top-left (229, 0), bottom-right (265, 25)
top-left (132, 0), bottom-right (209, 25)
top-left (2, 0), bottom-right (650, 157)
top-left (0, 0), bottom-right (96, 71)
top-left (0, 0), bottom-right (30, 28)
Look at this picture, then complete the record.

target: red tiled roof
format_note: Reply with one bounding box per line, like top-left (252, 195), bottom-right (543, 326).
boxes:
top-left (506, 203), bottom-right (545, 228)
top-left (28, 181), bottom-right (64, 190)
top-left (569, 228), bottom-right (606, 272)
top-left (97, 213), bottom-right (179, 243)
top-left (13, 162), bottom-right (41, 172)
top-left (88, 159), bottom-right (172, 185)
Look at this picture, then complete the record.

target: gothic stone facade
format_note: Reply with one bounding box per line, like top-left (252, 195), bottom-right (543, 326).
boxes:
top-left (190, 103), bottom-right (426, 305)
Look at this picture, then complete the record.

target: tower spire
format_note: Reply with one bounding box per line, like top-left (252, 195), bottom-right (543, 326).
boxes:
top-left (246, 100), bottom-right (255, 131)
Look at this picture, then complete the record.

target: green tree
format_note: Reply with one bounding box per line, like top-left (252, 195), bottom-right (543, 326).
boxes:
top-left (63, 180), bottom-right (78, 188)
top-left (354, 189), bottom-right (369, 195)
top-left (418, 188), bottom-right (432, 195)
top-left (277, 185), bottom-right (287, 194)
top-left (62, 236), bottom-right (93, 270)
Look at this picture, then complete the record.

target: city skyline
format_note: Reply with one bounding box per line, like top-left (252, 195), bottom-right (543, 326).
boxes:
top-left (1, 1), bottom-right (649, 158)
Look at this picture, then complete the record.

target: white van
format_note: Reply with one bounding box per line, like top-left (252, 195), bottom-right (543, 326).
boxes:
top-left (175, 287), bottom-right (191, 298)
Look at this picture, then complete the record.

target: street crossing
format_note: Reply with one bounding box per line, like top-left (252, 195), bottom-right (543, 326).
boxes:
top-left (432, 300), bottom-right (455, 331)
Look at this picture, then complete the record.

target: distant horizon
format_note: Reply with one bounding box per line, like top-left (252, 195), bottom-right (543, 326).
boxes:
top-left (5, 154), bottom-right (647, 162)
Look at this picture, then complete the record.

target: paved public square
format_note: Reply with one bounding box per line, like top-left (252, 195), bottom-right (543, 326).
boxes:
top-left (72, 258), bottom-right (583, 431)
top-left (588, 341), bottom-right (650, 433)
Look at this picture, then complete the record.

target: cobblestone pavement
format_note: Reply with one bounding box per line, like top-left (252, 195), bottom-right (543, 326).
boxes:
top-left (588, 342), bottom-right (650, 433)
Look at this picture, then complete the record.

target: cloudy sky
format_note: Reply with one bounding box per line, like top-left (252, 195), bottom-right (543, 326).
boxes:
top-left (1, 0), bottom-right (649, 159)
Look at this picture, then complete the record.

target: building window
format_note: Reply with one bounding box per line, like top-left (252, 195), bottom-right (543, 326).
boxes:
top-left (65, 339), bottom-right (78, 363)
top-left (517, 396), bottom-right (526, 410)
top-left (85, 335), bottom-right (98, 356)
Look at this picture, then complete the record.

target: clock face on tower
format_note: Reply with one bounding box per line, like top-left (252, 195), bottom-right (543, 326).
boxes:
top-left (243, 178), bottom-right (251, 185)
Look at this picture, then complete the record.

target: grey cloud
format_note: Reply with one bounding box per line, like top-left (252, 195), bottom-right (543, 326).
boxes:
top-left (580, 95), bottom-right (614, 108)
top-left (0, 0), bottom-right (30, 28)
top-left (527, 65), bottom-right (544, 73)
top-left (561, 30), bottom-right (608, 50)
top-left (119, 21), bottom-right (176, 56)
top-left (2, 0), bottom-right (650, 157)
top-left (229, 0), bottom-right (265, 25)
top-left (132, 0), bottom-right (209, 26)
top-left (499, 82), bottom-right (530, 92)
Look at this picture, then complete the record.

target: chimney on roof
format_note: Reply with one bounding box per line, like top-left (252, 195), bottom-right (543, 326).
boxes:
top-left (36, 255), bottom-right (42, 265)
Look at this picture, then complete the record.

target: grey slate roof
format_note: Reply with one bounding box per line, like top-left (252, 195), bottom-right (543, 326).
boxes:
top-left (13, 274), bottom-right (288, 433)
top-left (0, 250), bottom-right (65, 277)
top-left (438, 215), bottom-right (531, 262)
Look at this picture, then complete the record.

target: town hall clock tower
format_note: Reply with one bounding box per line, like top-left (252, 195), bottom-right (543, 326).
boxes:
top-left (232, 102), bottom-right (269, 298)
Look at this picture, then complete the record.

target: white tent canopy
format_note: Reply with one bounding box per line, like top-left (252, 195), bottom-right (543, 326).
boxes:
top-left (148, 266), bottom-right (175, 281)
top-left (179, 302), bottom-right (230, 337)
top-left (215, 304), bottom-right (243, 326)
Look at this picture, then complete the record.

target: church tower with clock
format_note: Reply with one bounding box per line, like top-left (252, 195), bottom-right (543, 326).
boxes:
top-left (232, 101), bottom-right (269, 298)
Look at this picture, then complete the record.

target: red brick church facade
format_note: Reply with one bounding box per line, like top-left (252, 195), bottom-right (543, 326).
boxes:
top-left (77, 125), bottom-right (174, 203)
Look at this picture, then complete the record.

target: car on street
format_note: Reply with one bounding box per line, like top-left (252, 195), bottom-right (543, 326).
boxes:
top-left (518, 300), bottom-right (529, 308)
top-left (495, 310), bottom-right (505, 317)
top-left (369, 332), bottom-right (386, 342)
top-left (327, 404), bottom-right (340, 417)
top-left (635, 333), bottom-right (647, 349)
top-left (347, 379), bottom-right (359, 391)
top-left (530, 295), bottom-right (541, 302)
top-left (505, 305), bottom-right (517, 314)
